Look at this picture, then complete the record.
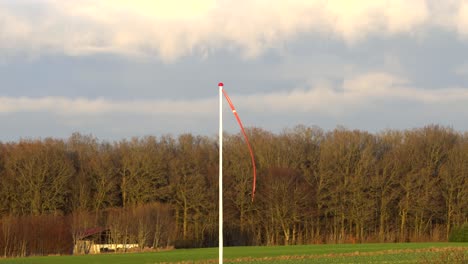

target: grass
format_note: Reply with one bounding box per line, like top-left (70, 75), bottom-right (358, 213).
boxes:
top-left (0, 243), bottom-right (466, 264)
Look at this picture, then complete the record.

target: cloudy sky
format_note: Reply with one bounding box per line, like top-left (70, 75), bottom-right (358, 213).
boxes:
top-left (1, 0), bottom-right (468, 141)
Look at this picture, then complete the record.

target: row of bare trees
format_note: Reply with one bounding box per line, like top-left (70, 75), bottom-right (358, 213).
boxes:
top-left (0, 203), bottom-right (172, 257)
top-left (0, 125), bottom-right (467, 256)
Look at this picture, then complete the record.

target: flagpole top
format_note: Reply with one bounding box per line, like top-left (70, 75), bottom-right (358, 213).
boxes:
top-left (218, 82), bottom-right (224, 87)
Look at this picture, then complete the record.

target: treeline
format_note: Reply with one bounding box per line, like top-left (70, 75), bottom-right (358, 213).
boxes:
top-left (0, 125), bottom-right (467, 256)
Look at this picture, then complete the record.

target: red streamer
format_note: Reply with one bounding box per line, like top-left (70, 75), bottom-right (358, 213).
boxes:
top-left (222, 89), bottom-right (257, 202)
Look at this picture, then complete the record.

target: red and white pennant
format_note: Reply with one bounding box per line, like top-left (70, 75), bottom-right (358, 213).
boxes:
top-left (219, 83), bottom-right (257, 201)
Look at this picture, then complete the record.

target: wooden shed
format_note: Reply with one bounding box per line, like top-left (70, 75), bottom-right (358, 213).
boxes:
top-left (73, 227), bottom-right (139, 254)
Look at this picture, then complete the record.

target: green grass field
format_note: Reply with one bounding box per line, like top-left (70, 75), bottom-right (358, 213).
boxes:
top-left (0, 243), bottom-right (466, 264)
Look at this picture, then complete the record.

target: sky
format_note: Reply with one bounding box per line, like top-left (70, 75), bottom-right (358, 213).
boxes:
top-left (1, 0), bottom-right (468, 141)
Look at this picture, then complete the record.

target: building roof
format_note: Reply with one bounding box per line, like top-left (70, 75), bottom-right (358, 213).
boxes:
top-left (76, 227), bottom-right (108, 240)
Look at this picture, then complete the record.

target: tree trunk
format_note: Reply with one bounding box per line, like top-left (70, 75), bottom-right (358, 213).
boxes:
top-left (183, 197), bottom-right (188, 239)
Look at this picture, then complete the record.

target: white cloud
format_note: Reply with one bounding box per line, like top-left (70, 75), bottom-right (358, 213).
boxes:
top-left (0, 96), bottom-right (216, 116)
top-left (340, 72), bottom-right (468, 103)
top-left (1, 73), bottom-right (467, 117)
top-left (0, 0), bottom-right (455, 61)
top-left (320, 0), bottom-right (428, 42)
top-left (456, 1), bottom-right (468, 36)
top-left (239, 72), bottom-right (468, 115)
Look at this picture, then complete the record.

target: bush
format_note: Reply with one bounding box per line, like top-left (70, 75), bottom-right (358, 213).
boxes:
top-left (449, 223), bottom-right (468, 242)
top-left (173, 239), bottom-right (199, 249)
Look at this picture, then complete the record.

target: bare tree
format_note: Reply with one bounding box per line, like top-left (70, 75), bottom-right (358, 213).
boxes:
top-left (439, 140), bottom-right (468, 239)
top-left (118, 136), bottom-right (170, 207)
top-left (4, 139), bottom-right (74, 215)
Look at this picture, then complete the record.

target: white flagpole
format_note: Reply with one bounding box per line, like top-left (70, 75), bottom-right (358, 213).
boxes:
top-left (218, 82), bottom-right (224, 264)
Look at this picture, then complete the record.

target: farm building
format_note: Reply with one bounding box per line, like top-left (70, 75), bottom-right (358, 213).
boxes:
top-left (73, 227), bottom-right (138, 254)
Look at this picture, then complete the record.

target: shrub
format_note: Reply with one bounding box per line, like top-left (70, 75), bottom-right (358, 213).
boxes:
top-left (449, 223), bottom-right (468, 242)
top-left (173, 239), bottom-right (199, 249)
